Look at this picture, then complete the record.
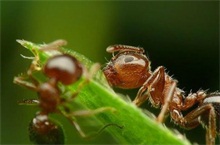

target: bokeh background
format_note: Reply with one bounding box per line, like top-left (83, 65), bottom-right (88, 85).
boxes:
top-left (1, 1), bottom-right (219, 144)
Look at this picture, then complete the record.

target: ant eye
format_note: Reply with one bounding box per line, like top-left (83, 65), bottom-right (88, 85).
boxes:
top-left (116, 54), bottom-right (148, 68)
top-left (44, 54), bottom-right (83, 85)
top-left (124, 56), bottom-right (134, 63)
top-left (29, 114), bottom-right (64, 145)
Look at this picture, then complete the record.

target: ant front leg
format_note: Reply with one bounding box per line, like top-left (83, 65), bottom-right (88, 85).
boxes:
top-left (13, 65), bottom-right (40, 91)
top-left (14, 76), bottom-right (38, 91)
top-left (133, 66), bottom-right (166, 107)
top-left (14, 47), bottom-right (42, 91)
top-left (133, 66), bottom-right (177, 123)
top-left (14, 53), bottom-right (42, 105)
top-left (14, 76), bottom-right (40, 106)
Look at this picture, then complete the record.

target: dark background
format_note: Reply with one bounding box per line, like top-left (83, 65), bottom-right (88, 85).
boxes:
top-left (1, 1), bottom-right (219, 144)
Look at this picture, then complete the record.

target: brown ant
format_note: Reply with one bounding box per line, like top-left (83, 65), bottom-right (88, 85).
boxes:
top-left (103, 44), bottom-right (220, 145)
top-left (14, 40), bottom-right (121, 144)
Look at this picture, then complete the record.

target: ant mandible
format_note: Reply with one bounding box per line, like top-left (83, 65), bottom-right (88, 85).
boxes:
top-left (14, 40), bottom-right (119, 144)
top-left (103, 44), bottom-right (220, 145)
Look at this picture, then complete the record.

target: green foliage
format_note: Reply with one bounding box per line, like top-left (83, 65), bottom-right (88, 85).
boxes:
top-left (15, 40), bottom-right (191, 145)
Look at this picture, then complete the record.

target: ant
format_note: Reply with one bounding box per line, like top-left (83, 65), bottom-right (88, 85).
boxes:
top-left (14, 40), bottom-right (121, 144)
top-left (103, 45), bottom-right (220, 145)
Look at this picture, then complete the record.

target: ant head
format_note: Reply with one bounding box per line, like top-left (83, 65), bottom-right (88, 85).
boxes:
top-left (103, 45), bottom-right (151, 89)
top-left (29, 113), bottom-right (64, 144)
top-left (44, 54), bottom-right (83, 85)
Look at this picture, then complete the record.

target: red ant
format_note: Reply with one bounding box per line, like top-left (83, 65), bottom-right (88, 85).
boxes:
top-left (103, 45), bottom-right (220, 145)
top-left (14, 40), bottom-right (121, 144)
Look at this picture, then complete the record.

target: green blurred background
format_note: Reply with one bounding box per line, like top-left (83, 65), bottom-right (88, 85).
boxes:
top-left (1, 1), bottom-right (219, 144)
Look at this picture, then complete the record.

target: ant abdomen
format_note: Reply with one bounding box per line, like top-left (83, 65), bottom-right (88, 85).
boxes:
top-left (29, 112), bottom-right (64, 145)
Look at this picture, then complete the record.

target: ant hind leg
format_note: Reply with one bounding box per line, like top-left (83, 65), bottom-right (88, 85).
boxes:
top-left (171, 104), bottom-right (217, 145)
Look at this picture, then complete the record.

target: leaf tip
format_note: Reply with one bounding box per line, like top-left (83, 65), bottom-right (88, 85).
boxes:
top-left (16, 39), bottom-right (26, 45)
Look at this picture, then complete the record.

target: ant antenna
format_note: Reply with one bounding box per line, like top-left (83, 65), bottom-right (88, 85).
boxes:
top-left (17, 99), bottom-right (39, 105)
top-left (84, 123), bottom-right (124, 140)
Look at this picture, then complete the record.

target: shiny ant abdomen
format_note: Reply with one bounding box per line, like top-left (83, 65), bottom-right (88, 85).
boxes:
top-left (103, 44), bottom-right (220, 145)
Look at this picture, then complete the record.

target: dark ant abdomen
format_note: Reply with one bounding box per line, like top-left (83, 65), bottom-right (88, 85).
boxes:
top-left (203, 94), bottom-right (220, 133)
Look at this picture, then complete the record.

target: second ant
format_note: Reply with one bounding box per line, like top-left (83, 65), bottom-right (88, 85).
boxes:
top-left (103, 44), bottom-right (219, 145)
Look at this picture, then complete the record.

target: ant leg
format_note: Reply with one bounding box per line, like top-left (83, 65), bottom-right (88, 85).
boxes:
top-left (59, 109), bottom-right (87, 137)
top-left (60, 105), bottom-right (116, 119)
top-left (171, 104), bottom-right (216, 145)
top-left (179, 90), bottom-right (207, 110)
top-left (13, 76), bottom-right (38, 91)
top-left (14, 51), bottom-right (41, 90)
top-left (133, 66), bottom-right (166, 107)
top-left (14, 77), bottom-right (39, 106)
top-left (14, 46), bottom-right (42, 90)
top-left (14, 76), bottom-right (40, 105)
top-left (206, 106), bottom-right (216, 145)
top-left (157, 81), bottom-right (177, 123)
top-left (71, 120), bottom-right (87, 138)
top-left (14, 52), bottom-right (43, 103)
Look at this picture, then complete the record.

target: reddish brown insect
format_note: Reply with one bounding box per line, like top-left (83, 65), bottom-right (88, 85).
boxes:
top-left (103, 44), bottom-right (220, 145)
top-left (14, 40), bottom-right (120, 144)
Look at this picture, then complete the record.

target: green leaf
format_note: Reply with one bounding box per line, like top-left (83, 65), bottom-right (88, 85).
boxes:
top-left (15, 40), bottom-right (191, 145)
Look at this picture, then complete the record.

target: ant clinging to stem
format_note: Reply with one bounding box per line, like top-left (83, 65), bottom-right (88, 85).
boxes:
top-left (103, 45), bottom-right (220, 145)
top-left (14, 40), bottom-right (122, 145)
